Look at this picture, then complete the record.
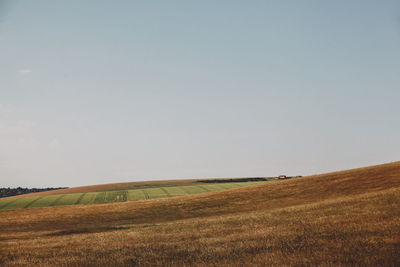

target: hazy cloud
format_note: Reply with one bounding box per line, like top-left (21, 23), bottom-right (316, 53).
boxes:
top-left (48, 138), bottom-right (61, 149)
top-left (19, 69), bottom-right (32, 74)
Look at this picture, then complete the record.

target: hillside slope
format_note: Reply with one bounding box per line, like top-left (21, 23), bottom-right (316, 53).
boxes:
top-left (3, 177), bottom-right (273, 199)
top-left (1, 161), bottom-right (399, 266)
top-left (0, 181), bottom-right (265, 210)
top-left (3, 179), bottom-right (200, 198)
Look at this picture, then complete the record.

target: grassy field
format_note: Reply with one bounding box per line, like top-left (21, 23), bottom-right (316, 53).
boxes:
top-left (1, 162), bottom-right (399, 266)
top-left (3, 177), bottom-right (275, 199)
top-left (0, 182), bottom-right (263, 210)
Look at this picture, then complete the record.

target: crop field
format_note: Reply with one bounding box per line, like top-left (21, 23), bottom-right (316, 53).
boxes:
top-left (1, 162), bottom-right (400, 266)
top-left (0, 182), bottom-right (263, 210)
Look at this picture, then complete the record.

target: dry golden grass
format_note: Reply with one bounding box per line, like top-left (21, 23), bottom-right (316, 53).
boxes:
top-left (1, 161), bottom-right (400, 266)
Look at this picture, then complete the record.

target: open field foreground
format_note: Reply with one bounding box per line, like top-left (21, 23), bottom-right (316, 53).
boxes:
top-left (1, 162), bottom-right (400, 266)
top-left (0, 182), bottom-right (263, 210)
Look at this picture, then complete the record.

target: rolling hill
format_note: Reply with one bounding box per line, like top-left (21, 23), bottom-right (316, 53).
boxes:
top-left (0, 180), bottom-right (265, 210)
top-left (1, 161), bottom-right (399, 266)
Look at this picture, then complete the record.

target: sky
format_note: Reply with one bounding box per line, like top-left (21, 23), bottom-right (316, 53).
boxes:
top-left (0, 0), bottom-right (399, 188)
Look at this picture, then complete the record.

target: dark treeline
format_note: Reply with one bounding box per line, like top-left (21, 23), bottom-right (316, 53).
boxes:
top-left (197, 177), bottom-right (268, 183)
top-left (0, 187), bottom-right (68, 198)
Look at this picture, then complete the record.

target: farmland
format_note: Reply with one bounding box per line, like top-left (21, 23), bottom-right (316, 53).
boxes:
top-left (0, 181), bottom-right (263, 210)
top-left (1, 161), bottom-right (400, 266)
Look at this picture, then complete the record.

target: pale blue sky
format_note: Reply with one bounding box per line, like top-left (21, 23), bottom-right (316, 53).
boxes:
top-left (0, 1), bottom-right (399, 187)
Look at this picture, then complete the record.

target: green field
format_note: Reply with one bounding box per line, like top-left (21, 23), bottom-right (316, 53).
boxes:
top-left (0, 182), bottom-right (263, 211)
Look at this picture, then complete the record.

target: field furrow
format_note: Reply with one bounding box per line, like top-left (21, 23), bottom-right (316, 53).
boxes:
top-left (75, 192), bottom-right (87, 204)
top-left (146, 188), bottom-right (167, 198)
top-left (163, 186), bottom-right (187, 196)
top-left (52, 193), bottom-right (82, 207)
top-left (142, 190), bottom-right (150, 199)
top-left (160, 187), bottom-right (171, 197)
top-left (197, 185), bottom-right (211, 192)
top-left (79, 192), bottom-right (98, 204)
top-left (5, 197), bottom-right (38, 210)
top-left (50, 194), bottom-right (66, 206)
top-left (0, 197), bottom-right (20, 209)
top-left (93, 192), bottom-right (106, 204)
top-left (24, 197), bottom-right (44, 208)
top-left (31, 195), bottom-right (64, 208)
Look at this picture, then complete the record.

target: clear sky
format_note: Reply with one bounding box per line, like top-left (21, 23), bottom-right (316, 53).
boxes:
top-left (0, 1), bottom-right (399, 187)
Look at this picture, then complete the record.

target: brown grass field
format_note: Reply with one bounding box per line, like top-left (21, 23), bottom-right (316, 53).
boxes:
top-left (1, 161), bottom-right (400, 266)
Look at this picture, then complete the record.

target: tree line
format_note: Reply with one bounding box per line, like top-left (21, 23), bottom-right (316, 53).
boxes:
top-left (0, 187), bottom-right (68, 198)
